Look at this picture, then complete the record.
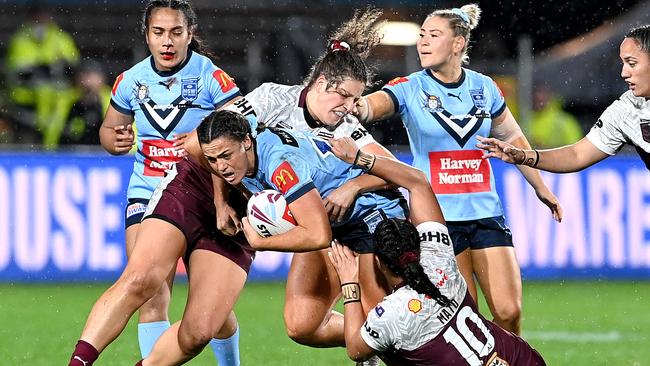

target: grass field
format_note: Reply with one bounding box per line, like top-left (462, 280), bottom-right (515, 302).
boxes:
top-left (1, 281), bottom-right (648, 365)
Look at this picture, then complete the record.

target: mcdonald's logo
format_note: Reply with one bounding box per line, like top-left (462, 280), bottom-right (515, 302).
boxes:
top-left (112, 72), bottom-right (124, 96)
top-left (212, 69), bottom-right (236, 93)
top-left (272, 161), bottom-right (299, 194)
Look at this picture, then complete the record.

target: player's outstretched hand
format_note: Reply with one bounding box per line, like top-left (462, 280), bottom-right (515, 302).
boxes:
top-left (329, 137), bottom-right (359, 164)
top-left (476, 135), bottom-right (524, 164)
top-left (328, 240), bottom-right (359, 284)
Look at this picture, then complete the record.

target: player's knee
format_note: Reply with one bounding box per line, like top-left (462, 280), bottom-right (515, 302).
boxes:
top-left (493, 302), bottom-right (522, 325)
top-left (119, 271), bottom-right (161, 301)
top-left (284, 313), bottom-right (318, 345)
top-left (177, 321), bottom-right (213, 355)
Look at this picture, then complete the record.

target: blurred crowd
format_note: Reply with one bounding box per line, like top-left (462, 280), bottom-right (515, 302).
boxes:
top-left (0, 3), bottom-right (585, 150)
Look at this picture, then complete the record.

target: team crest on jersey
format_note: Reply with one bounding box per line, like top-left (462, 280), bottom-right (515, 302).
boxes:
top-left (423, 94), bottom-right (443, 112)
top-left (135, 82), bottom-right (150, 103)
top-left (486, 353), bottom-right (510, 366)
top-left (469, 89), bottom-right (486, 109)
top-left (181, 77), bottom-right (199, 101)
top-left (407, 299), bottom-right (422, 314)
top-left (640, 119), bottom-right (650, 143)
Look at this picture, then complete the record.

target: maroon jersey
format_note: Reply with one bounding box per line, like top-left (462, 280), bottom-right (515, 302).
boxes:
top-left (361, 222), bottom-right (545, 366)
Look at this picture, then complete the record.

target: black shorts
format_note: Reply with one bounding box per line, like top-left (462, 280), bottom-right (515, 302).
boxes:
top-left (125, 198), bottom-right (149, 228)
top-left (143, 158), bottom-right (254, 272)
top-left (446, 215), bottom-right (513, 255)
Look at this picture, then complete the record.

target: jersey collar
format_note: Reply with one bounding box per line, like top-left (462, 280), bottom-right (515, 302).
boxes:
top-left (426, 68), bottom-right (465, 89)
top-left (298, 87), bottom-right (322, 129)
top-left (149, 50), bottom-right (193, 77)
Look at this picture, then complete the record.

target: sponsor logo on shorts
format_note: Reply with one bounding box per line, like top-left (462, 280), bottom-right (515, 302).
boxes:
top-left (272, 161), bottom-right (299, 194)
top-left (429, 150), bottom-right (491, 194)
top-left (126, 202), bottom-right (147, 218)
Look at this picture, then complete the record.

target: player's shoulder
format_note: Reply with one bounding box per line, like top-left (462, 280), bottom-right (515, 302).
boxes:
top-left (463, 68), bottom-right (496, 87)
top-left (254, 82), bottom-right (300, 94)
top-left (384, 70), bottom-right (427, 88)
top-left (119, 57), bottom-right (152, 80)
top-left (616, 90), bottom-right (646, 110)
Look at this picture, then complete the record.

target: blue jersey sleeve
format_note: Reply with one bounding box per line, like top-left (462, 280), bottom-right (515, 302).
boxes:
top-left (110, 71), bottom-right (134, 116)
top-left (264, 152), bottom-right (316, 204)
top-left (381, 76), bottom-right (411, 115)
top-left (486, 78), bottom-right (506, 119)
top-left (205, 64), bottom-right (241, 109)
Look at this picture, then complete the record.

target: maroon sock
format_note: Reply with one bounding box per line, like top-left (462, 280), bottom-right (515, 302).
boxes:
top-left (69, 340), bottom-right (99, 366)
top-left (135, 360), bottom-right (144, 366)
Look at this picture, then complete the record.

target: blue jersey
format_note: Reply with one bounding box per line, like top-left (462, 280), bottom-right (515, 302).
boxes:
top-left (383, 68), bottom-right (506, 221)
top-left (111, 51), bottom-right (241, 200)
top-left (241, 128), bottom-right (407, 229)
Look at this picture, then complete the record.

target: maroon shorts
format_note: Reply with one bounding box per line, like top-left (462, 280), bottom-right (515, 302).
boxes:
top-left (144, 158), bottom-right (254, 272)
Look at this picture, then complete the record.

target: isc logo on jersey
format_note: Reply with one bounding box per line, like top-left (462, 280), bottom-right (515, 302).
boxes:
top-left (247, 190), bottom-right (297, 237)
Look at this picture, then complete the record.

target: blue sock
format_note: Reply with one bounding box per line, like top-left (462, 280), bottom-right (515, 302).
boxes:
top-left (209, 326), bottom-right (240, 366)
top-left (137, 320), bottom-right (171, 358)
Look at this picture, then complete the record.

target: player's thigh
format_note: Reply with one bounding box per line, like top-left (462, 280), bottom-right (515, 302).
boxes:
top-left (285, 249), bottom-right (340, 320)
top-left (471, 246), bottom-right (522, 309)
top-left (181, 249), bottom-right (247, 337)
top-left (455, 249), bottom-right (478, 302)
top-left (123, 217), bottom-right (186, 282)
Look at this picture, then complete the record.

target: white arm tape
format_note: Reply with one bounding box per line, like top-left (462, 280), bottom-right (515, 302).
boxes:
top-left (490, 112), bottom-right (524, 143)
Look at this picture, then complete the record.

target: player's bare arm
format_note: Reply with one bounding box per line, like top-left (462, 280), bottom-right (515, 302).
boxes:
top-left (356, 90), bottom-right (396, 124)
top-left (330, 137), bottom-right (445, 226)
top-left (328, 241), bottom-right (377, 362)
top-left (324, 141), bottom-right (396, 222)
top-left (477, 135), bottom-right (609, 173)
top-left (242, 188), bottom-right (332, 252)
top-left (99, 105), bottom-right (134, 155)
top-left (489, 108), bottom-right (564, 222)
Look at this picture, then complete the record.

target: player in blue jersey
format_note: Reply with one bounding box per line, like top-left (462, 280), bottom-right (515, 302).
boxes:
top-left (197, 110), bottom-right (411, 354)
top-left (69, 1), bottom-right (242, 365)
top-left (354, 3), bottom-right (562, 335)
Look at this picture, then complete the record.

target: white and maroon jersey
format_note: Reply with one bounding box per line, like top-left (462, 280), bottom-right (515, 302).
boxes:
top-left (361, 221), bottom-right (546, 366)
top-left (586, 90), bottom-right (650, 170)
top-left (226, 82), bottom-right (376, 147)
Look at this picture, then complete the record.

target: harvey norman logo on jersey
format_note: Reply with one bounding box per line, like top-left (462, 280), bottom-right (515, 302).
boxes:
top-left (429, 150), bottom-right (490, 194)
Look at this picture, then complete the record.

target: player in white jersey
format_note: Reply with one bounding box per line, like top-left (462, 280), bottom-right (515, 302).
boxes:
top-left (478, 25), bottom-right (650, 174)
top-left (328, 137), bottom-right (546, 366)
top-left (353, 4), bottom-right (562, 335)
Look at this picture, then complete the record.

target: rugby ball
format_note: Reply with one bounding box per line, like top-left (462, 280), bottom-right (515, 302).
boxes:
top-left (247, 190), bottom-right (297, 237)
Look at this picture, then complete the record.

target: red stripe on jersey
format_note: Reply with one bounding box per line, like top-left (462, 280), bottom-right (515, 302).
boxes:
top-left (387, 76), bottom-right (409, 86)
top-left (111, 72), bottom-right (124, 96)
top-left (212, 69), bottom-right (236, 93)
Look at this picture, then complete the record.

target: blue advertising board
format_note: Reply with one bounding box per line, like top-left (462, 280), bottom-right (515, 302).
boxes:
top-left (0, 151), bottom-right (648, 281)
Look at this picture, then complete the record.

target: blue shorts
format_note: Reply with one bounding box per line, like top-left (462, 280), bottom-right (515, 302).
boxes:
top-left (333, 206), bottom-right (407, 254)
top-left (446, 215), bottom-right (513, 255)
top-left (125, 198), bottom-right (149, 228)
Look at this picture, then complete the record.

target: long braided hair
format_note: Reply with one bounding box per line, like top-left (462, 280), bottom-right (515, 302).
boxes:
top-left (373, 218), bottom-right (451, 307)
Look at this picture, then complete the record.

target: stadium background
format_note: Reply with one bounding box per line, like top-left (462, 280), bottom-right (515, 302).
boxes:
top-left (0, 0), bottom-right (649, 365)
